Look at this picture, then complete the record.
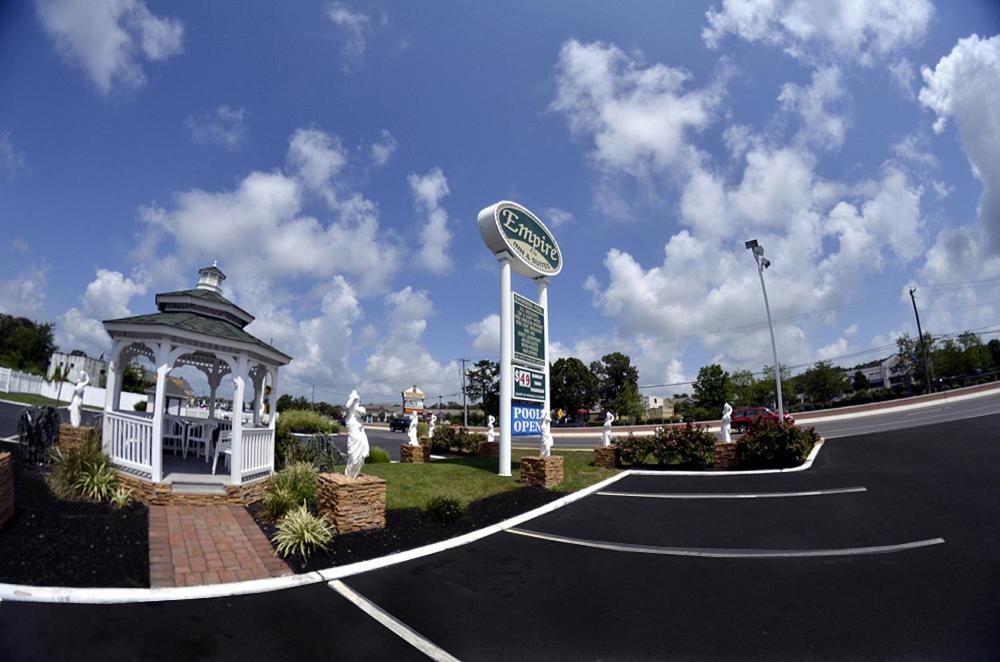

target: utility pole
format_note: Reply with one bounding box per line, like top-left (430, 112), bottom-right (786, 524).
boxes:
top-left (460, 358), bottom-right (469, 428)
top-left (909, 288), bottom-right (933, 394)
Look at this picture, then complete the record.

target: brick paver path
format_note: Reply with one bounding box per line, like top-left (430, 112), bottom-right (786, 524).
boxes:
top-left (149, 505), bottom-right (291, 588)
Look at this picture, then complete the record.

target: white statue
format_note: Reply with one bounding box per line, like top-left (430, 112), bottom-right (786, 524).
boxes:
top-left (407, 411), bottom-right (419, 446)
top-left (721, 402), bottom-right (733, 444)
top-left (539, 411), bottom-right (554, 458)
top-left (486, 415), bottom-right (496, 443)
top-left (602, 411), bottom-right (615, 448)
top-left (344, 390), bottom-right (369, 479)
top-left (428, 414), bottom-right (437, 440)
top-left (68, 370), bottom-right (90, 427)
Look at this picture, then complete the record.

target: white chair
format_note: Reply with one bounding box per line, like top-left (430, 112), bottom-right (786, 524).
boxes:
top-left (162, 416), bottom-right (185, 456)
top-left (212, 429), bottom-right (232, 475)
top-left (185, 420), bottom-right (216, 462)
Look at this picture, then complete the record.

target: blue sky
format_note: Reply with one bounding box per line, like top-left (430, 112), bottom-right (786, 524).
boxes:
top-left (1, 0), bottom-right (999, 402)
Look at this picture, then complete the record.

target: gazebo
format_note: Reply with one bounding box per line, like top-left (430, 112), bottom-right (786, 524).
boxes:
top-left (101, 264), bottom-right (291, 488)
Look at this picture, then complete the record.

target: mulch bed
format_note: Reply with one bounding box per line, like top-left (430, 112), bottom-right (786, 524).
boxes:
top-left (250, 487), bottom-right (562, 574)
top-left (0, 447), bottom-right (149, 588)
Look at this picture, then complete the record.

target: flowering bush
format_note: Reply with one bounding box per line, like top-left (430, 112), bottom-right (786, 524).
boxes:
top-left (616, 433), bottom-right (651, 467)
top-left (737, 419), bottom-right (819, 469)
top-left (650, 423), bottom-right (716, 469)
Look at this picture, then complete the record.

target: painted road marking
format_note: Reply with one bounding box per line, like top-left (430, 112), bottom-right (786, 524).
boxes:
top-left (328, 580), bottom-right (460, 662)
top-left (597, 486), bottom-right (867, 500)
top-left (506, 528), bottom-right (945, 558)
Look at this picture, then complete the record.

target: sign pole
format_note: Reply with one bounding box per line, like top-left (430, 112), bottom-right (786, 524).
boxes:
top-left (499, 252), bottom-right (513, 476)
top-left (537, 277), bottom-right (550, 419)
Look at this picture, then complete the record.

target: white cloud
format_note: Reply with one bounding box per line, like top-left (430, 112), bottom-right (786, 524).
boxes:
top-left (11, 239), bottom-right (30, 254)
top-left (703, 0), bottom-right (934, 66)
top-left (0, 131), bottom-right (26, 176)
top-left (326, 2), bottom-right (373, 72)
top-left (551, 39), bottom-right (724, 181)
top-left (287, 127), bottom-right (348, 204)
top-left (892, 133), bottom-right (938, 169)
top-left (543, 207), bottom-right (575, 228)
top-left (816, 337), bottom-right (850, 361)
top-left (777, 65), bottom-right (849, 150)
top-left (466, 314), bottom-right (500, 354)
top-left (55, 269), bottom-right (147, 355)
top-left (370, 129), bottom-right (398, 166)
top-left (408, 167), bottom-right (453, 274)
top-left (0, 265), bottom-right (47, 318)
top-left (37, 0), bottom-right (184, 94)
top-left (889, 58), bottom-right (916, 97)
top-left (919, 34), bottom-right (1000, 253)
top-left (186, 106), bottom-right (248, 151)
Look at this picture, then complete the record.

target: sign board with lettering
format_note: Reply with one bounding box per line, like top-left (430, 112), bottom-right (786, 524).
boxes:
top-left (511, 402), bottom-right (544, 437)
top-left (513, 365), bottom-right (545, 403)
top-left (513, 292), bottom-right (545, 367)
top-left (477, 201), bottom-right (562, 279)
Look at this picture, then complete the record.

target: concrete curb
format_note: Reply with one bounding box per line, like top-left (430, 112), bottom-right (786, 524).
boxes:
top-left (0, 440), bottom-right (826, 604)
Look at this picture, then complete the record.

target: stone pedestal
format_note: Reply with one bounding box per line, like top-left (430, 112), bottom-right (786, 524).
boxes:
top-left (520, 456), bottom-right (564, 488)
top-left (59, 424), bottom-right (95, 450)
top-left (713, 442), bottom-right (738, 471)
top-left (317, 473), bottom-right (386, 533)
top-left (400, 444), bottom-right (430, 463)
top-left (0, 452), bottom-right (13, 529)
top-left (593, 446), bottom-right (618, 469)
top-left (477, 441), bottom-right (499, 459)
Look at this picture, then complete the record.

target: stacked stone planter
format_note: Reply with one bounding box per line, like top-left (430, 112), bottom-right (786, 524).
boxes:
top-left (477, 441), bottom-right (499, 459)
top-left (713, 442), bottom-right (738, 471)
top-left (58, 424), bottom-right (95, 450)
top-left (593, 446), bottom-right (618, 469)
top-left (0, 452), bottom-right (13, 529)
top-left (520, 456), bottom-right (564, 488)
top-left (317, 473), bottom-right (386, 533)
top-left (400, 444), bottom-right (430, 463)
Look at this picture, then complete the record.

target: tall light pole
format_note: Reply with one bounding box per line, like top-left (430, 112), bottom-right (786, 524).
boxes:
top-left (745, 239), bottom-right (784, 419)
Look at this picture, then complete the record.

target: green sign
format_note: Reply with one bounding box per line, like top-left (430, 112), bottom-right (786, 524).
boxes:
top-left (513, 365), bottom-right (546, 403)
top-left (496, 203), bottom-right (562, 276)
top-left (513, 292), bottom-right (545, 366)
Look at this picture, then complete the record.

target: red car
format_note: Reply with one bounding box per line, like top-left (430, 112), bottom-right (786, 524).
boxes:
top-left (731, 406), bottom-right (794, 432)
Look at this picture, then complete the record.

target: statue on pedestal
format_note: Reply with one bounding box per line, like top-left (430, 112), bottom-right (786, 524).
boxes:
top-left (68, 370), bottom-right (90, 428)
top-left (407, 411), bottom-right (419, 446)
top-left (601, 411), bottom-right (615, 448)
top-left (721, 402), bottom-right (733, 444)
top-left (539, 411), bottom-right (554, 458)
top-left (486, 415), bottom-right (496, 443)
top-left (344, 389), bottom-right (369, 479)
top-left (428, 413), bottom-right (437, 440)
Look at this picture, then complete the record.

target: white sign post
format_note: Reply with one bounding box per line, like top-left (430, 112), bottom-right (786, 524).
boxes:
top-left (478, 201), bottom-right (562, 476)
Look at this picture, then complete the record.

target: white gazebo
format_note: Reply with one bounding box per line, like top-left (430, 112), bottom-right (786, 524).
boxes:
top-left (101, 264), bottom-right (291, 486)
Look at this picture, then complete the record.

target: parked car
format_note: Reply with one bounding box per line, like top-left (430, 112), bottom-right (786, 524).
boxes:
top-left (731, 407), bottom-right (794, 432)
top-left (389, 416), bottom-right (409, 432)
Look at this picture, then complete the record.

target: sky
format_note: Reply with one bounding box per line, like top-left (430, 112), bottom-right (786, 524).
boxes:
top-left (1, 0), bottom-right (1000, 403)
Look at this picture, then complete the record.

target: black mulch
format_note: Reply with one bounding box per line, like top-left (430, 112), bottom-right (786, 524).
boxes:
top-left (0, 447), bottom-right (149, 588)
top-left (250, 487), bottom-right (562, 574)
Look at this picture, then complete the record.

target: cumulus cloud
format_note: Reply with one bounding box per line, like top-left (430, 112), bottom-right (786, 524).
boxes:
top-left (777, 65), bottom-right (849, 150)
top-left (327, 2), bottom-right (373, 72)
top-left (919, 34), bottom-right (1000, 253)
top-left (466, 314), bottom-right (500, 355)
top-left (0, 265), bottom-right (47, 318)
top-left (889, 58), bottom-right (916, 97)
top-left (186, 106), bottom-right (248, 151)
top-left (37, 0), bottom-right (184, 94)
top-left (543, 207), bottom-right (575, 228)
top-left (370, 129), bottom-right (398, 166)
top-left (55, 269), bottom-right (147, 355)
top-left (408, 167), bottom-right (453, 274)
top-left (703, 0), bottom-right (934, 66)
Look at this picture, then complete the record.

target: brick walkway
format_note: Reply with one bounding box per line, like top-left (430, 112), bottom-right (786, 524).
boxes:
top-left (149, 505), bottom-right (291, 588)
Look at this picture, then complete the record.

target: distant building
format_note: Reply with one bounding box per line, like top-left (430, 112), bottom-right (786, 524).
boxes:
top-left (843, 354), bottom-right (903, 389)
top-left (47, 350), bottom-right (107, 386)
top-left (642, 394), bottom-right (675, 418)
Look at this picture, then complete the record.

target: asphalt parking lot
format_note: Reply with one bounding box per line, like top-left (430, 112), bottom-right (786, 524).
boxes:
top-left (2, 415), bottom-right (998, 660)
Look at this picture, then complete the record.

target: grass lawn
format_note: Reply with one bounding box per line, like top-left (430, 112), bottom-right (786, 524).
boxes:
top-left (351, 450), bottom-right (620, 511)
top-left (0, 392), bottom-right (65, 408)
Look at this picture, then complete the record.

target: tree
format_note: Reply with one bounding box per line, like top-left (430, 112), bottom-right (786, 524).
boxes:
top-left (0, 314), bottom-right (56, 375)
top-left (760, 364), bottom-right (793, 409)
top-left (693, 364), bottom-right (733, 410)
top-left (611, 382), bottom-right (643, 420)
top-left (988, 339), bottom-right (1000, 369)
top-left (931, 339), bottom-right (965, 379)
top-left (121, 363), bottom-right (147, 394)
top-left (800, 361), bottom-right (849, 405)
top-left (590, 352), bottom-right (639, 409)
top-left (550, 357), bottom-right (599, 418)
top-left (896, 332), bottom-right (934, 391)
top-left (465, 360), bottom-right (499, 417)
top-left (852, 370), bottom-right (870, 391)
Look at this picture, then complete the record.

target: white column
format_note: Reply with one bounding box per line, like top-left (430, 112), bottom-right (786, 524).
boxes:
top-left (537, 277), bottom-right (550, 420)
top-left (230, 355), bottom-right (248, 485)
top-left (150, 342), bottom-right (170, 483)
top-left (499, 253), bottom-right (513, 477)
top-left (104, 360), bottom-right (118, 413)
top-left (269, 369), bottom-right (279, 425)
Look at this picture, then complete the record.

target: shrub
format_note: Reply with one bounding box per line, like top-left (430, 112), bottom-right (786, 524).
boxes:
top-left (417, 421), bottom-right (429, 438)
top-left (272, 505), bottom-right (333, 560)
top-left (133, 401), bottom-right (148, 412)
top-left (276, 409), bottom-right (337, 467)
top-left (430, 425), bottom-right (457, 453)
top-left (52, 433), bottom-right (124, 503)
top-left (109, 485), bottom-right (133, 509)
top-left (366, 446), bottom-right (390, 463)
top-left (261, 488), bottom-right (297, 523)
top-left (263, 462), bottom-right (319, 521)
top-left (737, 419), bottom-right (819, 470)
top-left (423, 496), bottom-right (466, 524)
top-left (292, 434), bottom-right (344, 472)
top-left (461, 431), bottom-right (486, 454)
top-left (650, 423), bottom-right (715, 469)
top-left (616, 433), bottom-right (651, 467)
top-left (17, 406), bottom-right (60, 464)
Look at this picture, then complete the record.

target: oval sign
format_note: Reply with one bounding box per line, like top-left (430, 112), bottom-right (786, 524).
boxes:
top-left (477, 201), bottom-right (563, 278)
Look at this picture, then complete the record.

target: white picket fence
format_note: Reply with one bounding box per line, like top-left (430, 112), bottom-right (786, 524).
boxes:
top-left (0, 365), bottom-right (148, 411)
top-left (241, 427), bottom-right (275, 479)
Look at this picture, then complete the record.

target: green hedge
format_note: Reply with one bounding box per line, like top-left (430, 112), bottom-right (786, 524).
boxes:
top-left (737, 419), bottom-right (819, 469)
top-left (429, 425), bottom-right (485, 454)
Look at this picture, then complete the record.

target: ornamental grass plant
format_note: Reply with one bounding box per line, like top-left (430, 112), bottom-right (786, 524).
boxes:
top-left (272, 504), bottom-right (333, 560)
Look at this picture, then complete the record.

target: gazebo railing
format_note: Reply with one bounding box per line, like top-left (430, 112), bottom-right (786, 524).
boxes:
top-left (241, 426), bottom-right (274, 479)
top-left (103, 411), bottom-right (154, 477)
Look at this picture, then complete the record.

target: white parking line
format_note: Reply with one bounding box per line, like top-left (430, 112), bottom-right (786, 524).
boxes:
top-left (597, 487), bottom-right (867, 499)
top-left (328, 580), bottom-right (460, 662)
top-left (506, 528), bottom-right (945, 558)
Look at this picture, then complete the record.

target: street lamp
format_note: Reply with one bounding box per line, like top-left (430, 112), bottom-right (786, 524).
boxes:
top-left (745, 239), bottom-right (784, 420)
